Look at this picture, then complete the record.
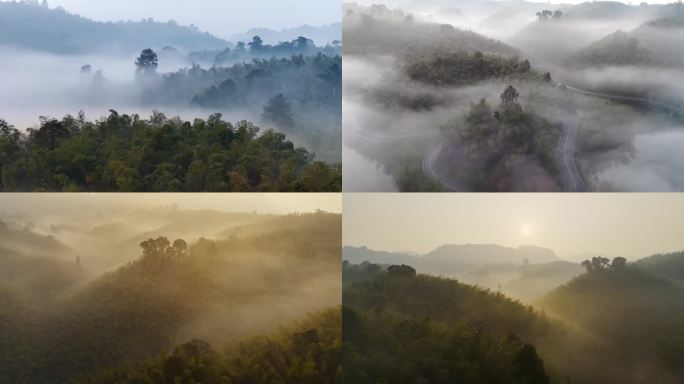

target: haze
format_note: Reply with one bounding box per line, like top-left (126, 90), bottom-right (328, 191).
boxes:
top-left (343, 194), bottom-right (684, 259)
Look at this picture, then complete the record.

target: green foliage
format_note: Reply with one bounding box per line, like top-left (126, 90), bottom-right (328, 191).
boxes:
top-left (443, 95), bottom-right (562, 191)
top-left (577, 31), bottom-right (653, 67)
top-left (405, 51), bottom-right (546, 87)
top-left (0, 112), bottom-right (340, 192)
top-left (342, 264), bottom-right (558, 384)
top-left (76, 309), bottom-right (341, 384)
top-left (262, 94), bottom-right (295, 129)
top-left (540, 265), bottom-right (684, 382)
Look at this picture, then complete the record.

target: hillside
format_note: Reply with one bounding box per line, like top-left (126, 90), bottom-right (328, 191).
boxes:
top-left (425, 244), bottom-right (558, 265)
top-left (0, 219), bottom-right (73, 258)
top-left (540, 265), bottom-right (684, 383)
top-left (637, 251), bottom-right (684, 284)
top-left (1, 212), bottom-right (341, 383)
top-left (0, 1), bottom-right (227, 54)
top-left (341, 262), bottom-right (614, 383)
top-left (504, 261), bottom-right (584, 303)
top-left (576, 30), bottom-right (654, 67)
top-left (229, 23), bottom-right (342, 45)
top-left (80, 309), bottom-right (341, 384)
top-left (343, 4), bottom-right (519, 57)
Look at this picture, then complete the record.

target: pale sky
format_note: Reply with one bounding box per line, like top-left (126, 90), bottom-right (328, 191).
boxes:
top-left (42, 0), bottom-right (341, 39)
top-left (343, 194), bottom-right (684, 260)
top-left (0, 193), bottom-right (342, 218)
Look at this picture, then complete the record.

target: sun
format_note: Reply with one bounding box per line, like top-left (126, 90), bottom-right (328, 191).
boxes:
top-left (520, 223), bottom-right (534, 237)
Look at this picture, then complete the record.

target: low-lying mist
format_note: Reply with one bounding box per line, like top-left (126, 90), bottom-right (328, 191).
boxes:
top-left (0, 194), bottom-right (341, 382)
top-left (343, 1), bottom-right (684, 191)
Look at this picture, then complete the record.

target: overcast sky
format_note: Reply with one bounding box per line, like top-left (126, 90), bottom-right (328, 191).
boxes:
top-left (344, 194), bottom-right (684, 260)
top-left (43, 0), bottom-right (341, 38)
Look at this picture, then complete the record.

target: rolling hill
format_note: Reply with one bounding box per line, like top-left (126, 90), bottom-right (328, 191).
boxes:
top-left (0, 1), bottom-right (227, 54)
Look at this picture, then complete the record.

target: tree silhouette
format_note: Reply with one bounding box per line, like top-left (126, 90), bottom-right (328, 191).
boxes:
top-left (262, 94), bottom-right (295, 129)
top-left (501, 85), bottom-right (519, 108)
top-left (135, 48), bottom-right (158, 74)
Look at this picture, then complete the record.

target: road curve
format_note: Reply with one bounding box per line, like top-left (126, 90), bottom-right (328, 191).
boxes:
top-left (558, 114), bottom-right (588, 192)
top-left (560, 84), bottom-right (684, 115)
top-left (421, 143), bottom-right (467, 192)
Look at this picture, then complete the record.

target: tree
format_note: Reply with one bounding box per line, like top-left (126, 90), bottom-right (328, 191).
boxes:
top-left (500, 85), bottom-right (519, 109)
top-left (514, 344), bottom-right (551, 384)
top-left (262, 94), bottom-right (295, 129)
top-left (387, 264), bottom-right (417, 278)
top-left (135, 48), bottom-right (158, 74)
top-left (248, 36), bottom-right (264, 54)
top-left (611, 257), bottom-right (627, 269)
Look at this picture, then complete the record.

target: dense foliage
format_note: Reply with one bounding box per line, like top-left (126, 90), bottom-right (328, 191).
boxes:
top-left (77, 309), bottom-right (341, 384)
top-left (147, 53), bottom-right (342, 160)
top-left (405, 51), bottom-right (549, 87)
top-left (442, 94), bottom-right (562, 191)
top-left (577, 31), bottom-right (653, 67)
top-left (0, 113), bottom-right (340, 192)
top-left (0, 212), bottom-right (341, 383)
top-left (343, 263), bottom-right (561, 384)
top-left (540, 265), bottom-right (684, 383)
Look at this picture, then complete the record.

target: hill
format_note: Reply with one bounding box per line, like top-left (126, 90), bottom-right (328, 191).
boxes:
top-left (576, 30), bottom-right (654, 67)
top-left (1, 212), bottom-right (341, 383)
top-left (540, 265), bottom-right (684, 383)
top-left (230, 23), bottom-right (342, 46)
top-left (0, 218), bottom-right (73, 258)
top-left (0, 1), bottom-right (227, 54)
top-left (504, 261), bottom-right (584, 303)
top-left (425, 244), bottom-right (558, 265)
top-left (342, 246), bottom-right (417, 266)
top-left (343, 3), bottom-right (519, 57)
top-left (80, 309), bottom-right (341, 384)
top-left (341, 262), bottom-right (625, 383)
top-left (637, 251), bottom-right (684, 285)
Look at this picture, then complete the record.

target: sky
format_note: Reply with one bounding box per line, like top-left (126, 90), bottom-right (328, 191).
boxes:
top-left (343, 194), bottom-right (684, 260)
top-left (0, 193), bottom-right (342, 218)
top-left (43, 0), bottom-right (341, 38)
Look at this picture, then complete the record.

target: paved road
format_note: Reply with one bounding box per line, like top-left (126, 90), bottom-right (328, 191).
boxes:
top-left (558, 113), bottom-right (588, 192)
top-left (421, 143), bottom-right (468, 192)
top-left (561, 84), bottom-right (684, 115)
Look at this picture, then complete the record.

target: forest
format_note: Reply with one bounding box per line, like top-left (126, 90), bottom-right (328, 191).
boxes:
top-left (1, 1), bottom-right (342, 190)
top-left (343, 249), bottom-right (684, 383)
top-left (0, 112), bottom-right (340, 192)
top-left (343, 1), bottom-right (684, 192)
top-left (0, 207), bottom-right (342, 383)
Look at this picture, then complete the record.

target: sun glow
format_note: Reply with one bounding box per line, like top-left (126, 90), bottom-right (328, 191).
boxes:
top-left (520, 223), bottom-right (534, 237)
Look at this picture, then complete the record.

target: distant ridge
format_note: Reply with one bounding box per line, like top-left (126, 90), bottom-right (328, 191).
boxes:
top-left (229, 23), bottom-right (341, 45)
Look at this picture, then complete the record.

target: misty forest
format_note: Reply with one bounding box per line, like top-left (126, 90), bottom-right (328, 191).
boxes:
top-left (0, 1), bottom-right (341, 192)
top-left (343, 246), bottom-right (684, 384)
top-left (344, 1), bottom-right (684, 192)
top-left (0, 203), bottom-right (342, 383)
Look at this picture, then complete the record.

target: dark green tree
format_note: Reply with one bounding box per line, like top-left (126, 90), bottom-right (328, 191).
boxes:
top-left (262, 93), bottom-right (295, 129)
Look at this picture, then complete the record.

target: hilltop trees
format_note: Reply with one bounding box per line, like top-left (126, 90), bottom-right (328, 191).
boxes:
top-left (442, 88), bottom-right (562, 191)
top-left (581, 256), bottom-right (628, 273)
top-left (405, 51), bottom-right (545, 87)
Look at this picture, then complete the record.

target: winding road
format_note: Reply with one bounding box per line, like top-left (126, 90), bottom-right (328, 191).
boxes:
top-left (558, 113), bottom-right (588, 192)
top-left (561, 84), bottom-right (684, 115)
top-left (421, 143), bottom-right (468, 192)
top-left (352, 84), bottom-right (681, 192)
